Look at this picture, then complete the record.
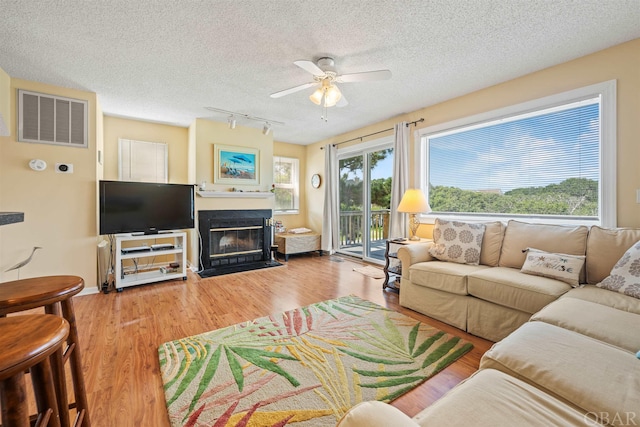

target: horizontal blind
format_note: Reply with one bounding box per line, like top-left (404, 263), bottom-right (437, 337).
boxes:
top-left (428, 98), bottom-right (600, 217)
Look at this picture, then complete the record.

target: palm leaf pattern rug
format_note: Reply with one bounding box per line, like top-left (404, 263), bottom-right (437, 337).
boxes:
top-left (159, 295), bottom-right (473, 426)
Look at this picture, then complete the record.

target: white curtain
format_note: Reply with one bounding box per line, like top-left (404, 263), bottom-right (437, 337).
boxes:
top-left (322, 144), bottom-right (340, 253)
top-left (388, 121), bottom-right (409, 238)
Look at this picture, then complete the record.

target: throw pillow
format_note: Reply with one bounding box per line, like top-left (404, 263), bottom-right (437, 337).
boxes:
top-left (596, 240), bottom-right (640, 299)
top-left (429, 219), bottom-right (485, 265)
top-left (520, 248), bottom-right (585, 287)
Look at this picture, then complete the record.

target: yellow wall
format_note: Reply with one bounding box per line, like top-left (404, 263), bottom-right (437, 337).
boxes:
top-left (103, 116), bottom-right (189, 183)
top-left (188, 118), bottom-right (275, 266)
top-left (273, 141), bottom-right (307, 229)
top-left (0, 66), bottom-right (10, 136)
top-left (306, 38), bottom-right (640, 237)
top-left (0, 79), bottom-right (98, 286)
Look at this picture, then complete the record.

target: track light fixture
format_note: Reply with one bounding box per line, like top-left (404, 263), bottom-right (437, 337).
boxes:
top-left (205, 107), bottom-right (284, 136)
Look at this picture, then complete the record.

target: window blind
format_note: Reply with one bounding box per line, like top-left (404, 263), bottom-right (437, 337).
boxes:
top-left (427, 98), bottom-right (600, 218)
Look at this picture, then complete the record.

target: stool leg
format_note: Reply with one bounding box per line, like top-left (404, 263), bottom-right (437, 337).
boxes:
top-left (46, 304), bottom-right (71, 427)
top-left (61, 298), bottom-right (90, 427)
top-left (31, 357), bottom-right (61, 427)
top-left (1, 371), bottom-right (30, 427)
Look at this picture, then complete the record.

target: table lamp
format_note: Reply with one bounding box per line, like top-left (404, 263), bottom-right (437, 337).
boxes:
top-left (397, 189), bottom-right (431, 240)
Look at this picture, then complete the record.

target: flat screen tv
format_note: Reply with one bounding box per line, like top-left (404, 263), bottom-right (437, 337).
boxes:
top-left (99, 180), bottom-right (195, 235)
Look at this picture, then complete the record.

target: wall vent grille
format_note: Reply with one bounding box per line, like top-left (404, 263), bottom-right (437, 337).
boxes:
top-left (18, 89), bottom-right (88, 148)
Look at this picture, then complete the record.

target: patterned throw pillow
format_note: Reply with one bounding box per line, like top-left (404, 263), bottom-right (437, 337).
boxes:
top-left (429, 219), bottom-right (485, 265)
top-left (596, 241), bottom-right (640, 299)
top-left (520, 248), bottom-right (585, 287)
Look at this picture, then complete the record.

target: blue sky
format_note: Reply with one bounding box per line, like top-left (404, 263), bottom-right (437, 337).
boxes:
top-left (346, 102), bottom-right (599, 192)
top-left (429, 102), bottom-right (599, 192)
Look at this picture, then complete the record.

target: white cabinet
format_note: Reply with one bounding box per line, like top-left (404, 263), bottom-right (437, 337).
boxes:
top-left (114, 231), bottom-right (187, 291)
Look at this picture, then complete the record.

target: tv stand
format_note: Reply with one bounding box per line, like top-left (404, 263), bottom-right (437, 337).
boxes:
top-left (113, 231), bottom-right (187, 292)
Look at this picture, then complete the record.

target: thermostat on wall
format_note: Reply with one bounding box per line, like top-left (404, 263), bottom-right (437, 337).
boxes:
top-left (56, 163), bottom-right (74, 173)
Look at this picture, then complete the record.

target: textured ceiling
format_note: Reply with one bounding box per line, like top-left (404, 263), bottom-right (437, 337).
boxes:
top-left (1, 1), bottom-right (638, 145)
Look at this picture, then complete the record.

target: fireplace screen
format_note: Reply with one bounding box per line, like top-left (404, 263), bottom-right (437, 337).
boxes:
top-left (210, 226), bottom-right (263, 258)
top-left (198, 209), bottom-right (275, 276)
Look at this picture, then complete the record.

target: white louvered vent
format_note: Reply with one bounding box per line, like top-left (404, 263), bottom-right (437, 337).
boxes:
top-left (18, 89), bottom-right (88, 148)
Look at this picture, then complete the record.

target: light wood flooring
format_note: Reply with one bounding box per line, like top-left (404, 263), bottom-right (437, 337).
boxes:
top-left (69, 254), bottom-right (492, 426)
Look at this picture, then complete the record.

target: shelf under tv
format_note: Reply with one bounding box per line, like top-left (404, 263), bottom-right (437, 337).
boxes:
top-left (113, 231), bottom-right (187, 292)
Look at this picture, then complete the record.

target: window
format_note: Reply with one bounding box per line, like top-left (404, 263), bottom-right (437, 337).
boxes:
top-left (118, 138), bottom-right (168, 183)
top-left (416, 81), bottom-right (616, 226)
top-left (273, 156), bottom-right (299, 213)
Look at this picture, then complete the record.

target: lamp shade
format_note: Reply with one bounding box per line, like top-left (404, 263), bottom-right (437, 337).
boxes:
top-left (309, 88), bottom-right (324, 105)
top-left (323, 84), bottom-right (342, 107)
top-left (397, 189), bottom-right (431, 213)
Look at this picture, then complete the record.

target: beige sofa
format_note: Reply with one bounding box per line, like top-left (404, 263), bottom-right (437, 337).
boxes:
top-left (339, 285), bottom-right (640, 426)
top-left (397, 220), bottom-right (640, 341)
top-left (337, 223), bottom-right (640, 426)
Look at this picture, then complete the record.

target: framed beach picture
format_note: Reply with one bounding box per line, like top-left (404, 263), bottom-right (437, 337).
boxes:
top-left (214, 145), bottom-right (260, 185)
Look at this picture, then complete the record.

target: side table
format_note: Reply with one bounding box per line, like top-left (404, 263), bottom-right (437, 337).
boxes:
top-left (384, 238), bottom-right (432, 293)
top-left (274, 231), bottom-right (322, 261)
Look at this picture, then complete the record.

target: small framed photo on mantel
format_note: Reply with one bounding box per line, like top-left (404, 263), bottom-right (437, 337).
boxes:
top-left (214, 144), bottom-right (260, 185)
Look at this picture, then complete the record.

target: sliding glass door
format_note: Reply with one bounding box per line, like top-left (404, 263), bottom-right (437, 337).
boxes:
top-left (337, 139), bottom-right (393, 263)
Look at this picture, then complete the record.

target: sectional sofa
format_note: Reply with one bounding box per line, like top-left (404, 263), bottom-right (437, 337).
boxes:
top-left (337, 221), bottom-right (640, 426)
top-left (397, 220), bottom-right (640, 342)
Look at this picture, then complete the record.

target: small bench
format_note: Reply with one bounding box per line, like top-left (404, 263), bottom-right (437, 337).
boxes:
top-left (274, 231), bottom-right (322, 261)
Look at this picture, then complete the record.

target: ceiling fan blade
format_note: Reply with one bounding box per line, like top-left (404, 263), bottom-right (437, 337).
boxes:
top-left (294, 60), bottom-right (325, 76)
top-left (336, 94), bottom-right (349, 107)
top-left (270, 82), bottom-right (317, 98)
top-left (337, 69), bottom-right (392, 83)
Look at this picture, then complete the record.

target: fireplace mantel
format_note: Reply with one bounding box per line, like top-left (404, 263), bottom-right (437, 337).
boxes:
top-left (197, 191), bottom-right (274, 199)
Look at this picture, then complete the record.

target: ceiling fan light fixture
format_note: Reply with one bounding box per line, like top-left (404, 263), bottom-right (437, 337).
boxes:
top-left (323, 84), bottom-right (342, 107)
top-left (309, 88), bottom-right (324, 105)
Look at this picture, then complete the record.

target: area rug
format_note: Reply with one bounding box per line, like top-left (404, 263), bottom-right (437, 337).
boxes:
top-left (158, 295), bottom-right (473, 426)
top-left (353, 265), bottom-right (385, 279)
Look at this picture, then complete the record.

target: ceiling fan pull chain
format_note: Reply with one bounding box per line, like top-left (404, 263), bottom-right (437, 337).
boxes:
top-left (321, 103), bottom-right (328, 122)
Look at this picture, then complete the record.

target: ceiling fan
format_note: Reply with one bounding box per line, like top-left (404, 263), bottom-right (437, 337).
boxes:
top-left (270, 57), bottom-right (392, 109)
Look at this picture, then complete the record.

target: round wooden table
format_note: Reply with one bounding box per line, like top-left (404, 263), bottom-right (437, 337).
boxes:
top-left (0, 276), bottom-right (90, 427)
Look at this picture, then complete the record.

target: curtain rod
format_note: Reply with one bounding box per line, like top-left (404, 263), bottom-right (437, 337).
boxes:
top-left (320, 118), bottom-right (424, 149)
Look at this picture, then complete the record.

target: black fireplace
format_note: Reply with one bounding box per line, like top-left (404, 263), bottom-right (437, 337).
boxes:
top-left (198, 209), bottom-right (280, 277)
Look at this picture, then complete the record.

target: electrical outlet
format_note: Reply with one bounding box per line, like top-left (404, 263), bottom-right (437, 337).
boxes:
top-left (55, 163), bottom-right (73, 173)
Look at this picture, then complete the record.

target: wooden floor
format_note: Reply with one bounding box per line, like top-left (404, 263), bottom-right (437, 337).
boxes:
top-left (68, 254), bottom-right (492, 426)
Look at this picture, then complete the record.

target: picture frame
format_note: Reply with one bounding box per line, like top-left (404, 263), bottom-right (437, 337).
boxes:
top-left (214, 145), bottom-right (260, 185)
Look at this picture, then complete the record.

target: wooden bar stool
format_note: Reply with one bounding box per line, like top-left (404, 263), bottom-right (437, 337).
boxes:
top-left (0, 276), bottom-right (90, 427)
top-left (0, 314), bottom-right (69, 427)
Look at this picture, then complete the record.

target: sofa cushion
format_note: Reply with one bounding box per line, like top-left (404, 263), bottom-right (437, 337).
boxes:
top-left (480, 322), bottom-right (640, 426)
top-left (399, 282), bottom-right (469, 331)
top-left (467, 297), bottom-right (532, 342)
top-left (561, 285), bottom-right (640, 315)
top-left (479, 221), bottom-right (505, 267)
top-left (596, 240), bottom-right (640, 299)
top-left (468, 267), bottom-right (571, 314)
top-left (409, 261), bottom-right (489, 295)
top-left (586, 225), bottom-right (640, 284)
top-left (520, 248), bottom-right (585, 287)
top-left (531, 297), bottom-right (640, 352)
top-left (412, 369), bottom-right (602, 427)
top-left (430, 219), bottom-right (485, 265)
top-left (498, 220), bottom-right (589, 272)
top-left (336, 401), bottom-right (418, 427)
